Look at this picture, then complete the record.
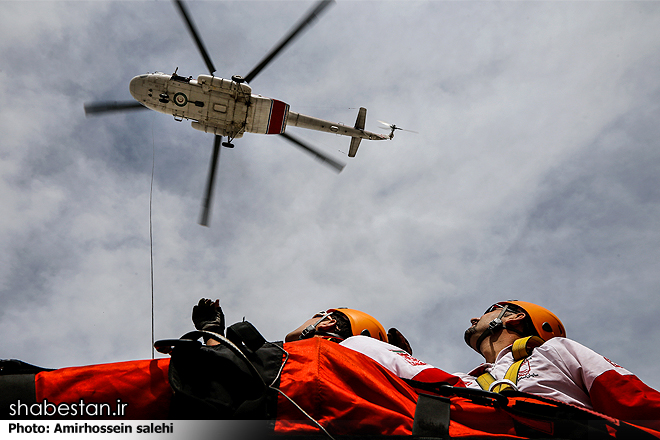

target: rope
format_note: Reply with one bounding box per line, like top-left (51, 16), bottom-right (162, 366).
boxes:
top-left (150, 121), bottom-right (156, 359)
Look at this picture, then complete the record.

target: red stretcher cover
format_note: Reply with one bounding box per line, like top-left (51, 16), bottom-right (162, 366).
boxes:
top-left (12, 338), bottom-right (660, 439)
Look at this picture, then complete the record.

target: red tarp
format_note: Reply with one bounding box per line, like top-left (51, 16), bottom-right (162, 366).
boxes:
top-left (14, 339), bottom-right (660, 439)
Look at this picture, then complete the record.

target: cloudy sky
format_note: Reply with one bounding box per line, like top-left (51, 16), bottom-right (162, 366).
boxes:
top-left (2, 0), bottom-right (660, 392)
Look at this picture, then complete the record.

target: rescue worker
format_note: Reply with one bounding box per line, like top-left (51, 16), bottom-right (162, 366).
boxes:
top-left (459, 300), bottom-right (660, 430)
top-left (192, 298), bottom-right (459, 384)
top-left (281, 307), bottom-right (462, 384)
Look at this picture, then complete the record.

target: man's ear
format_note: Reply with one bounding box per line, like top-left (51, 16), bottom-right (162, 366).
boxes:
top-left (503, 312), bottom-right (527, 329)
top-left (316, 318), bottom-right (337, 332)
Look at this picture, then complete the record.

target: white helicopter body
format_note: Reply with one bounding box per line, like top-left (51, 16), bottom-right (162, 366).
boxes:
top-left (129, 72), bottom-right (388, 147)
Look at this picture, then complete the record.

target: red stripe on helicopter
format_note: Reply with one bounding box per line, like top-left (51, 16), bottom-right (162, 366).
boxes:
top-left (267, 100), bottom-right (290, 134)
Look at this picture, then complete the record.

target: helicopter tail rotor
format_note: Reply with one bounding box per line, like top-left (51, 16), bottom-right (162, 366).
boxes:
top-left (378, 120), bottom-right (418, 140)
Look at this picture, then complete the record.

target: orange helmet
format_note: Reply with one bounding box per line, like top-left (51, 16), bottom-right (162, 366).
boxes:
top-left (491, 300), bottom-right (566, 341)
top-left (328, 308), bottom-right (388, 342)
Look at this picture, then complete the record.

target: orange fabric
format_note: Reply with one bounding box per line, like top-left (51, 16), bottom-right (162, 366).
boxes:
top-left (273, 339), bottom-right (532, 438)
top-left (412, 367), bottom-right (466, 387)
top-left (448, 396), bottom-right (521, 437)
top-left (35, 358), bottom-right (171, 419)
top-left (275, 338), bottom-right (418, 435)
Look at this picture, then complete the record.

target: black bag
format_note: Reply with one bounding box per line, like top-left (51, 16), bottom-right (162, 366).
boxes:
top-left (155, 321), bottom-right (284, 421)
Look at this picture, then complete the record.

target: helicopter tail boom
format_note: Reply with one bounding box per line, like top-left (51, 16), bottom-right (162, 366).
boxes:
top-left (286, 108), bottom-right (387, 147)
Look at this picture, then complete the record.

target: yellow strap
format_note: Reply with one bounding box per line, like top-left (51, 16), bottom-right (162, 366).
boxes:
top-left (476, 372), bottom-right (494, 390)
top-left (511, 336), bottom-right (544, 361)
top-left (493, 359), bottom-right (525, 392)
top-left (476, 336), bottom-right (545, 393)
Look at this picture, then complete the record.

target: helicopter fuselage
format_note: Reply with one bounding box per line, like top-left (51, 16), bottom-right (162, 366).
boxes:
top-left (129, 72), bottom-right (388, 142)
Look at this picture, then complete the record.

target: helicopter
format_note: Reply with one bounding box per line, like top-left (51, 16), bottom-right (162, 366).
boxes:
top-left (84, 0), bottom-right (390, 226)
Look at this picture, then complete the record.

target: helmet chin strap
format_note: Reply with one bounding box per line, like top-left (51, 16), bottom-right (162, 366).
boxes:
top-left (471, 305), bottom-right (510, 355)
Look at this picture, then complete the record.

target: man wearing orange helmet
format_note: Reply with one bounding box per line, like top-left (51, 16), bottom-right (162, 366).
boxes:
top-left (283, 307), bottom-right (460, 385)
top-left (193, 299), bottom-right (460, 385)
top-left (459, 300), bottom-right (660, 430)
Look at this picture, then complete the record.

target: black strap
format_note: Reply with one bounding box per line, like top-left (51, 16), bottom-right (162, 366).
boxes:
top-left (226, 321), bottom-right (267, 352)
top-left (412, 393), bottom-right (451, 438)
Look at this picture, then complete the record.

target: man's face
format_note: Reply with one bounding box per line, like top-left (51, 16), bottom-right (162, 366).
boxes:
top-left (463, 305), bottom-right (507, 352)
top-left (285, 311), bottom-right (334, 342)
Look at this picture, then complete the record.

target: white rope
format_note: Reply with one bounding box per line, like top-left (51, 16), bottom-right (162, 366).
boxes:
top-left (150, 120), bottom-right (156, 359)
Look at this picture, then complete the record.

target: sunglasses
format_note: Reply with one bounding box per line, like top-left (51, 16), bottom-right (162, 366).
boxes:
top-left (485, 303), bottom-right (506, 314)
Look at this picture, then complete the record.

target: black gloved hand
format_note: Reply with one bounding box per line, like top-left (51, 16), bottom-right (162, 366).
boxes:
top-left (387, 327), bottom-right (413, 355)
top-left (192, 298), bottom-right (225, 335)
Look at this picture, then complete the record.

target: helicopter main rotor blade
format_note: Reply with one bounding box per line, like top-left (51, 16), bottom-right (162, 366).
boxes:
top-left (280, 132), bottom-right (345, 173)
top-left (174, 0), bottom-right (216, 75)
top-left (84, 101), bottom-right (147, 116)
top-left (243, 0), bottom-right (334, 84)
top-left (199, 135), bottom-right (222, 227)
